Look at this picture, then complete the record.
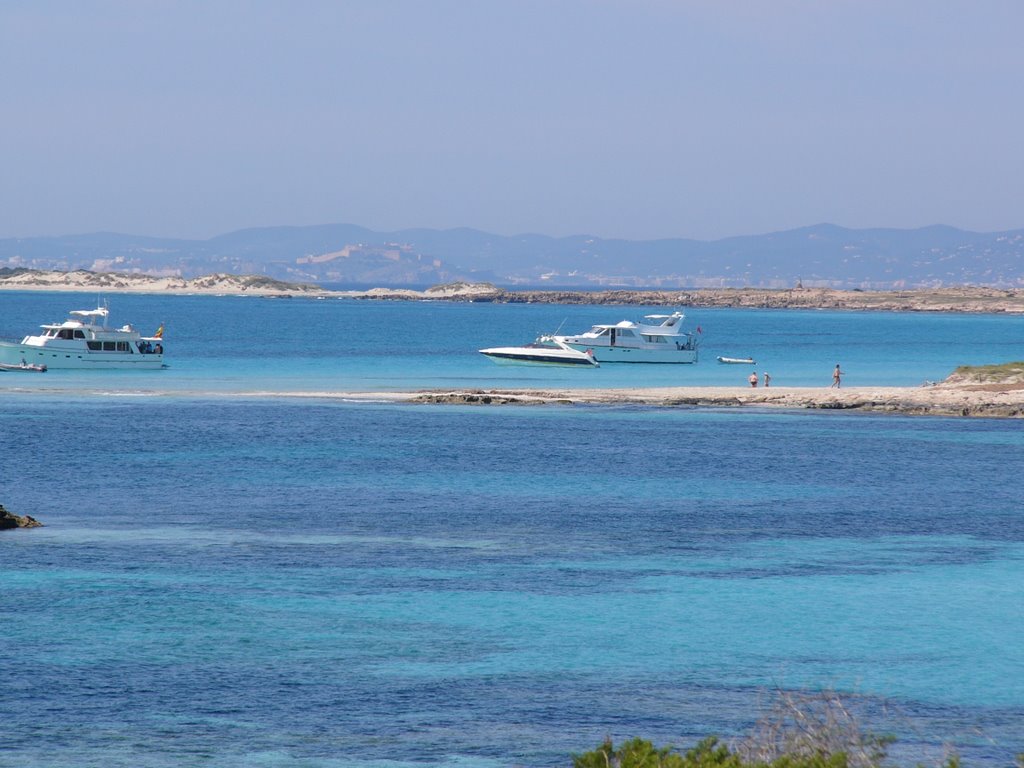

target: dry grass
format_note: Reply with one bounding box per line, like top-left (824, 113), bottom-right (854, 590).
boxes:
top-left (733, 691), bottom-right (894, 768)
top-left (947, 362), bottom-right (1024, 385)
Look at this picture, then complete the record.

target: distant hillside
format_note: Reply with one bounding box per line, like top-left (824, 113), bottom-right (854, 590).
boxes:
top-left (1, 223), bottom-right (1022, 289)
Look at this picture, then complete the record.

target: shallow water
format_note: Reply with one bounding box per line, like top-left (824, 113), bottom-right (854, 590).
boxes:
top-left (0, 291), bottom-right (1021, 394)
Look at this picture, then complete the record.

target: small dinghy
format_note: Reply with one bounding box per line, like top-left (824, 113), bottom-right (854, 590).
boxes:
top-left (717, 356), bottom-right (756, 365)
top-left (0, 361), bottom-right (48, 372)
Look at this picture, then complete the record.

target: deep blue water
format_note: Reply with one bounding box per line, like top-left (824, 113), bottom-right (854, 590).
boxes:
top-left (1, 293), bottom-right (1023, 767)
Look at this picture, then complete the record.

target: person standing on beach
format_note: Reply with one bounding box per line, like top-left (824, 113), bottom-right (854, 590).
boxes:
top-left (831, 364), bottom-right (843, 388)
top-left (763, 372), bottom-right (771, 387)
top-left (749, 371), bottom-right (758, 388)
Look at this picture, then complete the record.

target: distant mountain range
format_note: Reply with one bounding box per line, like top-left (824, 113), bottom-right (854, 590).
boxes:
top-left (1, 223), bottom-right (1022, 289)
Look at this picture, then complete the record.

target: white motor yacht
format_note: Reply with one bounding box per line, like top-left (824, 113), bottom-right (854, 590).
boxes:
top-left (480, 336), bottom-right (600, 367)
top-left (553, 311), bottom-right (699, 363)
top-left (0, 306), bottom-right (166, 369)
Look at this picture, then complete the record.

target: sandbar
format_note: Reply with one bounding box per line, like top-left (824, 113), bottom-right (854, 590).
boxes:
top-left (1, 381), bottom-right (1019, 417)
top-left (270, 382), bottom-right (1024, 418)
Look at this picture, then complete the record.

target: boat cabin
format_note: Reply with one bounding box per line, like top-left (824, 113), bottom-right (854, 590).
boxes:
top-left (22, 308), bottom-right (164, 356)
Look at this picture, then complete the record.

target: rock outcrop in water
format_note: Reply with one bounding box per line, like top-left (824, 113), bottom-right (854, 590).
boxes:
top-left (0, 504), bottom-right (43, 530)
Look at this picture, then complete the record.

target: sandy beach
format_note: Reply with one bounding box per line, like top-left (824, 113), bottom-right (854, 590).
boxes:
top-left (0, 270), bottom-right (500, 299)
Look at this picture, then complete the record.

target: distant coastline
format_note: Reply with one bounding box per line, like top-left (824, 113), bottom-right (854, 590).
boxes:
top-left (5, 222), bottom-right (1024, 290)
top-left (2, 269), bottom-right (1024, 313)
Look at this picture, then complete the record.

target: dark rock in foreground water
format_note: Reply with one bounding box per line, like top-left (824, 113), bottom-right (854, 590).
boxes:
top-left (0, 504), bottom-right (43, 530)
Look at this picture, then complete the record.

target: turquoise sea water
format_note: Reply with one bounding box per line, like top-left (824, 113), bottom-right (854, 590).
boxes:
top-left (1, 292), bottom-right (1022, 767)
top-left (0, 291), bottom-right (1021, 392)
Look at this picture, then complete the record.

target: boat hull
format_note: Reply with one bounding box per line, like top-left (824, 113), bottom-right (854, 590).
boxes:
top-left (561, 343), bottom-right (697, 364)
top-left (0, 340), bottom-right (164, 370)
top-left (479, 347), bottom-right (599, 367)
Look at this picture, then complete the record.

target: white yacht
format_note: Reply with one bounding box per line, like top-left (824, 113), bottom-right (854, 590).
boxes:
top-left (480, 336), bottom-right (600, 367)
top-left (0, 306), bottom-right (166, 369)
top-left (552, 311), bottom-right (699, 363)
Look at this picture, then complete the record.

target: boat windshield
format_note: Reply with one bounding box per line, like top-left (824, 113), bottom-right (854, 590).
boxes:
top-left (70, 309), bottom-right (109, 320)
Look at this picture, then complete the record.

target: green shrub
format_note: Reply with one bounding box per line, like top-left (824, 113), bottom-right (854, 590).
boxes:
top-left (573, 736), bottom-right (857, 768)
top-left (573, 736), bottom-right (739, 768)
top-left (570, 691), bottom-right (1007, 768)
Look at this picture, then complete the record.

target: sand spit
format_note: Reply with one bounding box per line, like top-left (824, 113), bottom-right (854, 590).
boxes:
top-left (407, 382), bottom-right (1024, 418)
top-left (2, 271), bottom-right (1024, 312)
top-left (1, 380), bottom-right (1019, 418)
top-left (258, 379), bottom-right (1024, 418)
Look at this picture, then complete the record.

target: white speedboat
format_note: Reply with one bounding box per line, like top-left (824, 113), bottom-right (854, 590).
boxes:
top-left (553, 311), bottom-right (699, 363)
top-left (0, 306), bottom-right (166, 369)
top-left (717, 356), bottom-right (756, 365)
top-left (480, 336), bottom-right (600, 367)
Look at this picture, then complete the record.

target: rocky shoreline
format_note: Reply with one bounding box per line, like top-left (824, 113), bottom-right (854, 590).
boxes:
top-left (403, 364), bottom-right (1024, 417)
top-left (478, 286), bottom-right (1024, 313)
top-left (2, 270), bottom-right (1024, 312)
top-left (407, 381), bottom-right (1024, 418)
top-left (370, 283), bottom-right (1024, 313)
top-left (277, 366), bottom-right (1024, 418)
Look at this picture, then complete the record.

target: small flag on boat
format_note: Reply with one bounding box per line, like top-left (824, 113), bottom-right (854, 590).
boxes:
top-left (154, 323), bottom-right (164, 339)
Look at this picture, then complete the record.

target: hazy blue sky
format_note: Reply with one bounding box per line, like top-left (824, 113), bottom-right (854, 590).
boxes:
top-left (2, 0), bottom-right (1022, 241)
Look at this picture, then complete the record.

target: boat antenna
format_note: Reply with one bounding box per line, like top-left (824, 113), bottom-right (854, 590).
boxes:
top-left (552, 318), bottom-right (567, 335)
